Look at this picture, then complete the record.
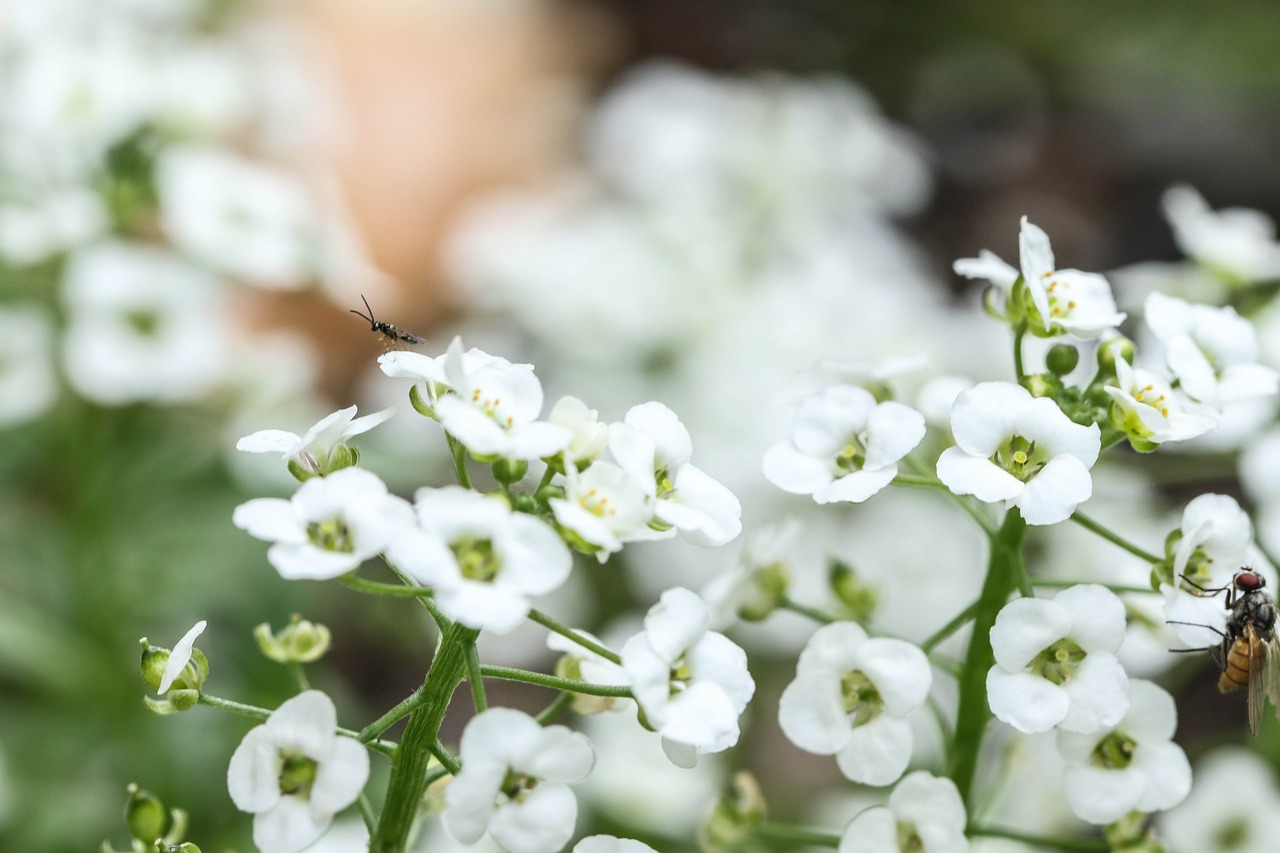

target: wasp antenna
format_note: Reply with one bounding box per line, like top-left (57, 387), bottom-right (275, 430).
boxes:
top-left (361, 294), bottom-right (375, 315)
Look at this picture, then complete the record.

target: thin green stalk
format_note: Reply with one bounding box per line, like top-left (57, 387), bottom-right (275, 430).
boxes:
top-left (464, 639), bottom-right (487, 713)
top-left (780, 596), bottom-right (837, 624)
top-left (968, 824), bottom-right (1107, 852)
top-left (370, 623), bottom-right (478, 853)
top-left (1070, 512), bottom-right (1161, 564)
top-left (359, 689), bottom-right (425, 743)
top-left (948, 509), bottom-right (1027, 805)
top-left (445, 432), bottom-right (473, 489)
top-left (429, 740), bottom-right (461, 775)
top-left (921, 600), bottom-right (978, 654)
top-left (289, 663), bottom-right (310, 691)
top-left (527, 608), bottom-right (621, 665)
top-left (535, 692), bottom-right (574, 725)
top-left (752, 822), bottom-right (840, 848)
top-left (1033, 578), bottom-right (1157, 596)
top-left (1013, 322), bottom-right (1028, 384)
top-left (357, 793), bottom-right (376, 834)
top-left (479, 664), bottom-right (633, 697)
top-left (537, 465), bottom-right (557, 492)
top-left (198, 693), bottom-right (396, 757)
top-left (902, 455), bottom-right (996, 536)
top-left (892, 474), bottom-right (948, 488)
top-left (341, 574), bottom-right (428, 598)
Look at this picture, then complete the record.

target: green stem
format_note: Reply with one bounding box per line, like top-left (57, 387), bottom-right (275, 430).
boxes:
top-left (892, 474), bottom-right (947, 488)
top-left (479, 664), bottom-right (633, 697)
top-left (968, 824), bottom-right (1108, 852)
top-left (948, 508), bottom-right (1027, 805)
top-left (902, 455), bottom-right (996, 536)
top-left (370, 623), bottom-right (478, 853)
top-left (198, 694), bottom-right (396, 757)
top-left (1032, 579), bottom-right (1156, 596)
top-left (341, 568), bottom-right (452, 632)
top-left (921, 600), bottom-right (978, 654)
top-left (1013, 322), bottom-right (1028, 385)
top-left (464, 639), bottom-right (487, 713)
top-left (537, 465), bottom-right (557, 492)
top-left (779, 597), bottom-right (837, 624)
top-left (429, 740), bottom-right (461, 775)
top-left (751, 822), bottom-right (840, 848)
top-left (289, 663), bottom-right (310, 692)
top-left (1070, 512), bottom-right (1161, 564)
top-left (357, 792), bottom-right (376, 834)
top-left (445, 433), bottom-right (473, 489)
top-left (535, 692), bottom-right (574, 725)
top-left (359, 689), bottom-right (425, 743)
top-left (527, 608), bottom-right (622, 665)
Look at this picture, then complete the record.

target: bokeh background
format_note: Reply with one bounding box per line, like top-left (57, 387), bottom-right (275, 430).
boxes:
top-left (6, 1), bottom-right (1280, 851)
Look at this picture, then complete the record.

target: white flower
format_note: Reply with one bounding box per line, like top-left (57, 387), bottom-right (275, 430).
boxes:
top-left (1162, 184), bottom-right (1280, 283)
top-left (1057, 679), bottom-right (1191, 824)
top-left (763, 385), bottom-right (925, 504)
top-left (779, 622), bottom-right (931, 786)
top-left (443, 707), bottom-right (594, 853)
top-left (434, 337), bottom-right (571, 460)
top-left (61, 241), bottom-right (228, 405)
top-left (227, 691), bottom-right (370, 853)
top-left (1144, 291), bottom-right (1279, 410)
top-left (936, 382), bottom-right (1100, 525)
top-left (987, 584), bottom-right (1130, 734)
top-left (156, 146), bottom-right (317, 288)
top-left (1162, 493), bottom-right (1254, 648)
top-left (621, 587), bottom-right (755, 767)
top-left (0, 304), bottom-right (58, 427)
top-left (1158, 747), bottom-right (1280, 853)
top-left (548, 396), bottom-right (609, 468)
top-left (236, 405), bottom-right (397, 475)
top-left (574, 836), bottom-right (658, 853)
top-left (550, 460), bottom-right (666, 562)
top-left (233, 467), bottom-right (415, 580)
top-left (1104, 354), bottom-right (1218, 448)
top-left (611, 402), bottom-right (742, 546)
top-left (702, 518), bottom-right (801, 628)
top-left (385, 487), bottom-right (571, 634)
top-left (157, 620), bottom-right (207, 694)
top-left (839, 772), bottom-right (968, 853)
top-left (955, 218), bottom-right (1125, 339)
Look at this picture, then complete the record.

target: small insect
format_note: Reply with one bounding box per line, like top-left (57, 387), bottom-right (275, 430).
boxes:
top-left (1176, 569), bottom-right (1280, 735)
top-left (349, 295), bottom-right (425, 347)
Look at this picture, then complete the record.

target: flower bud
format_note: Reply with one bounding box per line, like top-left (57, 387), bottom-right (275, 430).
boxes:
top-left (1097, 337), bottom-right (1135, 374)
top-left (737, 562), bottom-right (790, 622)
top-left (125, 784), bottom-right (170, 843)
top-left (699, 771), bottom-right (767, 853)
top-left (829, 560), bottom-right (878, 623)
top-left (1104, 812), bottom-right (1168, 853)
top-left (491, 458), bottom-right (529, 486)
top-left (1046, 343), bottom-right (1080, 376)
top-left (546, 396), bottom-right (608, 474)
top-left (324, 443), bottom-right (360, 475)
top-left (554, 654), bottom-right (616, 714)
top-left (254, 615), bottom-right (332, 664)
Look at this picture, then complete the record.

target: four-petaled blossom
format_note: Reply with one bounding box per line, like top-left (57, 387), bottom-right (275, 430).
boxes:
top-left (612, 402), bottom-right (742, 546)
top-left (839, 772), bottom-right (968, 853)
top-left (386, 487), bottom-right (572, 634)
top-left (1057, 679), bottom-right (1192, 824)
top-left (233, 467), bottom-right (415, 580)
top-left (1162, 184), bottom-right (1280, 284)
top-left (937, 381), bottom-right (1100, 525)
top-left (236, 405), bottom-right (397, 476)
top-left (621, 587), bottom-right (755, 768)
top-left (550, 460), bottom-right (667, 562)
top-left (227, 691), bottom-right (370, 853)
top-left (1144, 292), bottom-right (1279, 410)
top-left (435, 337), bottom-right (571, 460)
top-left (378, 343), bottom-right (531, 409)
top-left (1162, 493), bottom-right (1255, 648)
top-left (779, 622), bottom-right (931, 786)
top-left (954, 217), bottom-right (1125, 339)
top-left (1104, 354), bottom-right (1218, 451)
top-left (987, 584), bottom-right (1129, 734)
top-left (443, 707), bottom-right (594, 853)
top-left (763, 384), bottom-right (925, 504)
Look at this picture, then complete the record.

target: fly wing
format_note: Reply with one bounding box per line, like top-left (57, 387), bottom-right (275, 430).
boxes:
top-left (1247, 623), bottom-right (1265, 736)
top-left (1266, 633), bottom-right (1280, 725)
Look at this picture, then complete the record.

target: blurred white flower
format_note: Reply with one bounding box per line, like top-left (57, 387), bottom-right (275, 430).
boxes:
top-left (1056, 679), bottom-right (1191, 824)
top-left (61, 241), bottom-right (228, 405)
top-left (937, 382), bottom-right (1100, 525)
top-left (435, 337), bottom-right (571, 461)
top-left (611, 402), bottom-right (742, 546)
top-left (237, 404), bottom-right (397, 476)
top-left (1144, 292), bottom-right (1279, 410)
top-left (228, 691), bottom-right (369, 853)
top-left (233, 467), bottom-right (415, 580)
top-left (621, 587), bottom-right (755, 767)
top-left (987, 584), bottom-right (1129, 734)
top-left (779, 622), bottom-right (931, 786)
top-left (839, 771), bottom-right (967, 853)
top-left (1162, 184), bottom-right (1280, 283)
top-left (1158, 747), bottom-right (1280, 853)
top-left (443, 707), bottom-right (594, 853)
top-left (1104, 354), bottom-right (1218, 449)
top-left (157, 619), bottom-right (207, 694)
top-left (0, 188), bottom-right (106, 266)
top-left (0, 304), bottom-right (58, 426)
top-left (574, 837), bottom-right (657, 853)
top-left (386, 487), bottom-right (572, 634)
top-left (763, 384), bottom-right (925, 504)
top-left (548, 396), bottom-right (609, 469)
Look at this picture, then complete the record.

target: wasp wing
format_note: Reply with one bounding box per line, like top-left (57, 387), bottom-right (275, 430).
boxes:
top-left (1247, 623), bottom-right (1266, 736)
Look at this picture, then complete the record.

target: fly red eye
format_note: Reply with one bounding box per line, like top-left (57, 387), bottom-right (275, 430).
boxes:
top-left (1237, 571), bottom-right (1264, 591)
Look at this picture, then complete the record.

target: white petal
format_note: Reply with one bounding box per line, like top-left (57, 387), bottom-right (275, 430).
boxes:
top-left (378, 350), bottom-right (441, 382)
top-left (233, 498), bottom-right (304, 543)
top-left (949, 382), bottom-right (1028, 455)
top-left (839, 807), bottom-right (898, 853)
top-left (158, 619), bottom-right (207, 694)
top-left (237, 429), bottom-right (301, 454)
top-left (763, 441), bottom-right (835, 495)
top-left (1019, 216), bottom-right (1055, 328)
top-left (1133, 741), bottom-right (1192, 812)
top-left (520, 727), bottom-right (595, 783)
top-left (1059, 653), bottom-right (1130, 733)
top-left (1016, 454), bottom-right (1093, 525)
top-left (990, 598), bottom-right (1070, 670)
top-left (642, 588), bottom-right (710, 663)
top-left (835, 715), bottom-right (913, 786)
top-left (489, 783), bottom-right (579, 853)
top-left (855, 638), bottom-right (932, 716)
top-left (864, 402), bottom-right (926, 468)
top-left (936, 447), bottom-right (1022, 502)
top-left (507, 421), bottom-right (574, 459)
top-left (660, 738), bottom-right (701, 769)
top-left (575, 835), bottom-right (659, 853)
top-left (779, 674), bottom-right (849, 754)
top-left (228, 725), bottom-right (282, 812)
top-left (953, 249), bottom-right (1018, 288)
top-left (891, 772), bottom-right (968, 847)
top-left (435, 396), bottom-right (510, 456)
top-left (267, 543), bottom-right (361, 581)
top-left (1016, 397), bottom-right (1101, 467)
top-left (816, 467), bottom-right (897, 504)
top-left (660, 464), bottom-right (742, 546)
top-left (625, 401), bottom-right (693, 469)
top-left (659, 681), bottom-right (741, 751)
top-left (265, 691), bottom-right (338, 759)
top-left (344, 405), bottom-right (397, 437)
top-left (311, 737), bottom-right (370, 812)
top-left (1063, 765), bottom-right (1144, 824)
top-left (1055, 584), bottom-right (1127, 653)
top-left (986, 668), bottom-right (1068, 733)
top-left (252, 797), bottom-right (330, 853)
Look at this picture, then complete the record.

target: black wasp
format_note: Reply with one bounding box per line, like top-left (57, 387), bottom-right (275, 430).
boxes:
top-left (350, 295), bottom-right (425, 347)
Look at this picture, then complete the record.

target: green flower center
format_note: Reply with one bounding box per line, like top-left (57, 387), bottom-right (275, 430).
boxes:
top-left (1090, 731), bottom-right (1137, 769)
top-left (499, 768), bottom-right (537, 803)
top-left (897, 820), bottom-right (924, 852)
top-left (833, 435), bottom-right (868, 475)
top-left (841, 670), bottom-right (884, 726)
top-left (668, 658), bottom-right (693, 698)
top-left (991, 434), bottom-right (1049, 482)
top-left (452, 537), bottom-right (500, 583)
top-left (1028, 638), bottom-right (1086, 685)
top-left (307, 518), bottom-right (353, 553)
top-left (126, 309), bottom-right (162, 337)
top-left (1215, 816), bottom-right (1249, 850)
top-left (278, 750), bottom-right (318, 798)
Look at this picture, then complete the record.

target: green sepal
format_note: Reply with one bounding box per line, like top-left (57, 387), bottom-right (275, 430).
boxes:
top-left (143, 695), bottom-right (180, 716)
top-left (829, 560), bottom-right (878, 623)
top-left (287, 457), bottom-right (319, 483)
top-left (408, 383), bottom-right (435, 418)
top-left (126, 785), bottom-right (170, 844)
top-left (325, 444), bottom-right (359, 474)
top-left (698, 771), bottom-right (767, 853)
top-left (738, 562), bottom-right (790, 622)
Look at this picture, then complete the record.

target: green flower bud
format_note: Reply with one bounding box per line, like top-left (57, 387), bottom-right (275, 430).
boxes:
top-left (738, 562), bottom-right (790, 622)
top-left (699, 771), bottom-right (767, 853)
top-left (511, 492), bottom-right (539, 514)
top-left (126, 785), bottom-right (170, 844)
top-left (1023, 373), bottom-right (1057, 398)
top-left (254, 615), bottom-right (332, 664)
top-left (1097, 337), bottom-right (1135, 374)
top-left (491, 458), bottom-right (529, 486)
top-left (324, 443), bottom-right (359, 475)
top-left (829, 560), bottom-right (878, 623)
top-left (1046, 343), bottom-right (1080, 376)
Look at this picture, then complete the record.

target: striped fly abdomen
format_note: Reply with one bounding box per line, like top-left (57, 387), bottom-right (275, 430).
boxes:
top-left (1219, 637), bottom-right (1251, 692)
